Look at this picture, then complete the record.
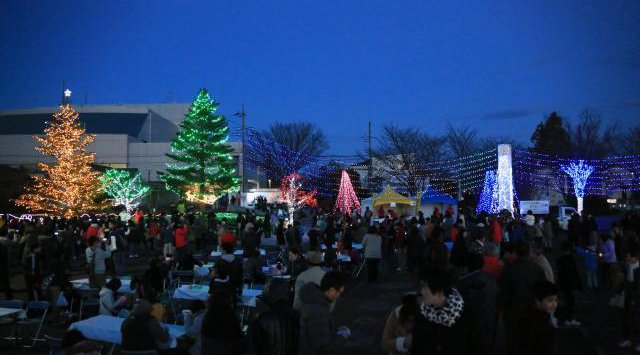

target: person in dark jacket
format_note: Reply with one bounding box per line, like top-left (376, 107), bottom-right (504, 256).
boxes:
top-left (252, 278), bottom-right (300, 355)
top-left (177, 251), bottom-right (203, 271)
top-left (298, 271), bottom-right (349, 355)
top-left (287, 247), bottom-right (308, 279)
top-left (556, 241), bottom-right (582, 326)
top-left (456, 253), bottom-right (497, 355)
top-left (501, 241), bottom-right (546, 355)
top-left (618, 244), bottom-right (640, 350)
top-left (23, 243), bottom-right (42, 301)
top-left (202, 288), bottom-right (245, 355)
top-left (518, 281), bottom-right (558, 355)
top-left (121, 299), bottom-right (170, 351)
top-left (216, 242), bottom-right (244, 297)
top-left (411, 267), bottom-right (480, 355)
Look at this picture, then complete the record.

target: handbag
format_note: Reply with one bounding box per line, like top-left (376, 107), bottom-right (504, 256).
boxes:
top-left (610, 292), bottom-right (625, 308)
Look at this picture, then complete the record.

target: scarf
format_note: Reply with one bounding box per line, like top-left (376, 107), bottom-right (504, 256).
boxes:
top-left (419, 288), bottom-right (464, 328)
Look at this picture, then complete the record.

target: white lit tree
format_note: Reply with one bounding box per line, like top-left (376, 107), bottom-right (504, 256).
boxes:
top-left (100, 169), bottom-right (151, 213)
top-left (278, 173), bottom-right (317, 224)
top-left (560, 160), bottom-right (595, 215)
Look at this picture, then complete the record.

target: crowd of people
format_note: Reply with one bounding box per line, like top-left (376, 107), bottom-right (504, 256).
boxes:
top-left (0, 205), bottom-right (640, 354)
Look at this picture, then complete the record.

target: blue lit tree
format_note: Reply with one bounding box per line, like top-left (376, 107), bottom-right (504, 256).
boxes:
top-left (560, 160), bottom-right (595, 214)
top-left (476, 170), bottom-right (498, 215)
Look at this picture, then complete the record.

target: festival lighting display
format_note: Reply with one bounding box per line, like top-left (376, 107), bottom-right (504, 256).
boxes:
top-left (512, 150), bottom-right (639, 196)
top-left (278, 173), bottom-right (318, 223)
top-left (16, 98), bottom-right (106, 217)
top-left (476, 170), bottom-right (499, 215)
top-left (496, 144), bottom-right (516, 213)
top-left (245, 130), bottom-right (498, 198)
top-left (335, 170), bottom-right (361, 215)
top-left (560, 160), bottom-right (595, 214)
top-left (159, 88), bottom-right (239, 199)
top-left (100, 169), bottom-right (151, 212)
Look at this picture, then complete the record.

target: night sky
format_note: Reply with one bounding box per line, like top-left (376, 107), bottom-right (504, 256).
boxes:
top-left (1, 1), bottom-right (639, 154)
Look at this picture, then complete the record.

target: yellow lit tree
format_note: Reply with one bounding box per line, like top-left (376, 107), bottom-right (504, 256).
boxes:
top-left (16, 97), bottom-right (105, 217)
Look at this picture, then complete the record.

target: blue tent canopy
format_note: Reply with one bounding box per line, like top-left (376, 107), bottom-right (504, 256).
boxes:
top-left (420, 187), bottom-right (457, 205)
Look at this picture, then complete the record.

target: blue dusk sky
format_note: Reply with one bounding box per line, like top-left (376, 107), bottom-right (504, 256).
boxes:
top-left (1, 0), bottom-right (639, 154)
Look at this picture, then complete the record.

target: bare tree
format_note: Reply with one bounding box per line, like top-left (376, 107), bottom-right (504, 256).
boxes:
top-left (263, 122), bottom-right (329, 157)
top-left (622, 126), bottom-right (640, 154)
top-left (245, 122), bottom-right (329, 180)
top-left (371, 124), bottom-right (445, 195)
top-left (571, 108), bottom-right (619, 158)
top-left (445, 124), bottom-right (480, 159)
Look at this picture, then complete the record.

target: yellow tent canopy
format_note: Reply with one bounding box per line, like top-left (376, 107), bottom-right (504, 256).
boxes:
top-left (373, 185), bottom-right (413, 206)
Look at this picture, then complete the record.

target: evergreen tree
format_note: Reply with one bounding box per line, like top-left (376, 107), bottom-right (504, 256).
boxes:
top-left (16, 99), bottom-right (105, 217)
top-left (159, 89), bottom-right (239, 199)
top-left (531, 112), bottom-right (572, 156)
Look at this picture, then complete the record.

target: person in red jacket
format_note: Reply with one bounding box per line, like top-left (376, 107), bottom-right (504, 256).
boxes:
top-left (490, 218), bottom-right (502, 244)
top-left (174, 221), bottom-right (189, 263)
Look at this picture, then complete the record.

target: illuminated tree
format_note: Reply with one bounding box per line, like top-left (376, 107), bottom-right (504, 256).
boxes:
top-left (476, 170), bottom-right (498, 215)
top-left (16, 95), bottom-right (105, 217)
top-left (335, 170), bottom-right (360, 215)
top-left (159, 88), bottom-right (239, 200)
top-left (100, 169), bottom-right (150, 212)
top-left (560, 160), bottom-right (595, 214)
top-left (279, 173), bottom-right (317, 223)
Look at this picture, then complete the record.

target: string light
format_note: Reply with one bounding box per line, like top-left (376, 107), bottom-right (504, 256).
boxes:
top-left (100, 169), bottom-right (151, 212)
top-left (159, 88), bottom-right (240, 199)
top-left (16, 102), bottom-right (106, 217)
top-left (476, 170), bottom-right (499, 215)
top-left (278, 173), bottom-right (318, 223)
top-left (560, 160), bottom-right (595, 214)
top-left (335, 170), bottom-right (361, 215)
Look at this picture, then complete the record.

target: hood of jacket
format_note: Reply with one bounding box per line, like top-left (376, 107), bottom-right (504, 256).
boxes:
top-left (299, 282), bottom-right (329, 308)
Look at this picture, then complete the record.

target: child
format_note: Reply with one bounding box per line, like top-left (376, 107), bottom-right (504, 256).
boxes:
top-left (575, 245), bottom-right (599, 289)
top-left (519, 280), bottom-right (559, 355)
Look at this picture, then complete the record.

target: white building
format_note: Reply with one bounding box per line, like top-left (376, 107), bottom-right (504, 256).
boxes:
top-left (0, 103), bottom-right (243, 182)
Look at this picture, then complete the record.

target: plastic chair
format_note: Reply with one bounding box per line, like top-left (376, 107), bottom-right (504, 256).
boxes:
top-left (45, 335), bottom-right (64, 355)
top-left (79, 295), bottom-right (100, 320)
top-left (17, 301), bottom-right (49, 347)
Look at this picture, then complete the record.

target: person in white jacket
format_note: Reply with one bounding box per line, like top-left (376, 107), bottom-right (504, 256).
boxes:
top-left (99, 278), bottom-right (128, 316)
top-left (362, 226), bottom-right (383, 282)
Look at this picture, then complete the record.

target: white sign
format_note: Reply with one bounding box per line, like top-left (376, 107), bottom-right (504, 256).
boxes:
top-left (519, 200), bottom-right (550, 215)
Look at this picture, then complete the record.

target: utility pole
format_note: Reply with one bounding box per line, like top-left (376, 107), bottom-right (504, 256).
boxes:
top-left (238, 104), bottom-right (246, 196)
top-left (368, 121), bottom-right (373, 198)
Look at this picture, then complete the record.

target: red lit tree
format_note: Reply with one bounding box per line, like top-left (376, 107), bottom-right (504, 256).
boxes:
top-left (279, 173), bottom-right (317, 223)
top-left (335, 170), bottom-right (361, 215)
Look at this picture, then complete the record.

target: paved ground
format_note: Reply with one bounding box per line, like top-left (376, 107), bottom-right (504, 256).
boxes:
top-left (0, 242), bottom-right (626, 354)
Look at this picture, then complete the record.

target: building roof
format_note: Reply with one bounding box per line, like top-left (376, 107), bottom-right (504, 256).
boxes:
top-left (0, 112), bottom-right (149, 137)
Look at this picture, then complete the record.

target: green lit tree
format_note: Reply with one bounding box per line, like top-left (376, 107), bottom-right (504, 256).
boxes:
top-left (159, 89), bottom-right (239, 200)
top-left (100, 169), bottom-right (151, 212)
